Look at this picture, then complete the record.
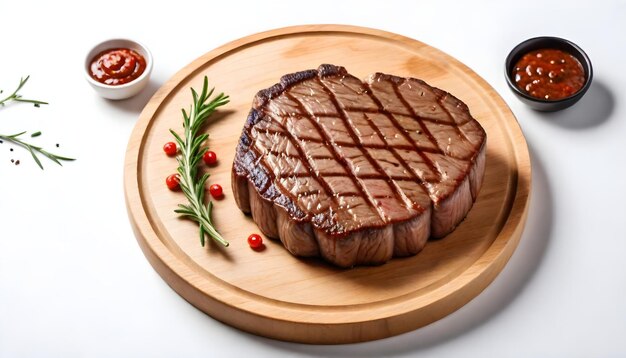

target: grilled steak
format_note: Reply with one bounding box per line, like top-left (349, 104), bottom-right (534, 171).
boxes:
top-left (232, 64), bottom-right (486, 267)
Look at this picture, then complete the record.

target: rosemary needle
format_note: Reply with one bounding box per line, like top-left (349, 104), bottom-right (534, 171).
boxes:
top-left (171, 77), bottom-right (229, 247)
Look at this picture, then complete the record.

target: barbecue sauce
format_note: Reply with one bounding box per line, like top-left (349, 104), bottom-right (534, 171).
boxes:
top-left (89, 48), bottom-right (146, 86)
top-left (512, 48), bottom-right (585, 100)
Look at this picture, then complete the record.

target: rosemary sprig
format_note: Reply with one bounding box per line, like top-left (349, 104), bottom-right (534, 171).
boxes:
top-left (171, 77), bottom-right (229, 247)
top-left (0, 131), bottom-right (75, 169)
top-left (0, 76), bottom-right (49, 107)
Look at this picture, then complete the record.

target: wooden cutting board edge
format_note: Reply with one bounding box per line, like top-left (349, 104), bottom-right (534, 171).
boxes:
top-left (124, 24), bottom-right (531, 344)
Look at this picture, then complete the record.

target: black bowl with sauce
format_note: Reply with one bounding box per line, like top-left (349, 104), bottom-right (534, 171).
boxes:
top-left (505, 36), bottom-right (592, 111)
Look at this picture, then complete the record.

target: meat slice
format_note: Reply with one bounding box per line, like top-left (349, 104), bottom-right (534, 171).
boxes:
top-left (232, 64), bottom-right (486, 267)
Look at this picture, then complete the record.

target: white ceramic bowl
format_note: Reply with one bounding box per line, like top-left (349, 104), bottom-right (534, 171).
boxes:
top-left (84, 38), bottom-right (153, 100)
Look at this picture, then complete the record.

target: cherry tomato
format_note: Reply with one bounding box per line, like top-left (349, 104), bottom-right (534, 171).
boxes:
top-left (166, 174), bottom-right (180, 190)
top-left (203, 150), bottom-right (217, 165)
top-left (163, 142), bottom-right (177, 156)
top-left (209, 184), bottom-right (223, 198)
top-left (248, 234), bottom-right (263, 249)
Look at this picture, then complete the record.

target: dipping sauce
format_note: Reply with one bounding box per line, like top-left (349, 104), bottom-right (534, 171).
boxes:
top-left (89, 48), bottom-right (146, 86)
top-left (512, 48), bottom-right (585, 100)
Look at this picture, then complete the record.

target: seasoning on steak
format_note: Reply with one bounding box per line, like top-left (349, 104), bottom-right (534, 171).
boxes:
top-left (232, 64), bottom-right (486, 267)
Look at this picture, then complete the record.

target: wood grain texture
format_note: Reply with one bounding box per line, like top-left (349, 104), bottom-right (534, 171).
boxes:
top-left (124, 25), bottom-right (531, 344)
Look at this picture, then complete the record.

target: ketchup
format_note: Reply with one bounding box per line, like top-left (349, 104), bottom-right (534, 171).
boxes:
top-left (89, 48), bottom-right (146, 86)
top-left (513, 49), bottom-right (585, 100)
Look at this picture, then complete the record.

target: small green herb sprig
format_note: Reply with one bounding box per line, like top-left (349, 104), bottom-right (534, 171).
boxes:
top-left (0, 76), bottom-right (49, 107)
top-left (170, 77), bottom-right (229, 247)
top-left (0, 131), bottom-right (75, 169)
top-left (0, 76), bottom-right (75, 169)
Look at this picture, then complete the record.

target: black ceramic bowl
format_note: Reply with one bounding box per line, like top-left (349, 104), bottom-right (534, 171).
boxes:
top-left (505, 36), bottom-right (593, 111)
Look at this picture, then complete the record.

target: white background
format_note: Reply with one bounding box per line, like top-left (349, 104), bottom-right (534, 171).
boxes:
top-left (1, 1), bottom-right (625, 357)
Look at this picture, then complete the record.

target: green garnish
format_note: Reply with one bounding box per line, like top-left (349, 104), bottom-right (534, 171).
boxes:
top-left (0, 131), bottom-right (75, 169)
top-left (170, 77), bottom-right (229, 247)
top-left (0, 76), bottom-right (49, 107)
top-left (1, 76), bottom-right (74, 169)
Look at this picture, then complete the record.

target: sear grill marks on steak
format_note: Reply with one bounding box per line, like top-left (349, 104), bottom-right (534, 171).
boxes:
top-left (288, 81), bottom-right (389, 223)
top-left (232, 64), bottom-right (486, 267)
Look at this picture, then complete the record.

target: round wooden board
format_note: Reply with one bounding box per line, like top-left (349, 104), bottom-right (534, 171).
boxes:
top-left (124, 25), bottom-right (531, 344)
